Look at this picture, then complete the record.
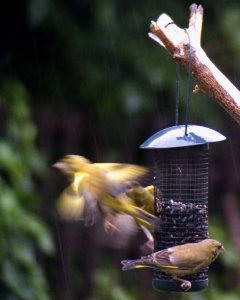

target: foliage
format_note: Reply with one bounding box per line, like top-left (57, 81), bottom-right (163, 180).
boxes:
top-left (0, 80), bottom-right (54, 300)
top-left (87, 264), bottom-right (136, 300)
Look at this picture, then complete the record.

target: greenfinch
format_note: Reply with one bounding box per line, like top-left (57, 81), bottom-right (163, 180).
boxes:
top-left (53, 155), bottom-right (157, 233)
top-left (125, 181), bottom-right (154, 214)
top-left (121, 239), bottom-right (224, 291)
top-left (122, 181), bottom-right (156, 244)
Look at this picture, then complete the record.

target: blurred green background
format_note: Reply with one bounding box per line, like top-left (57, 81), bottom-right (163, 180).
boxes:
top-left (0, 0), bottom-right (240, 299)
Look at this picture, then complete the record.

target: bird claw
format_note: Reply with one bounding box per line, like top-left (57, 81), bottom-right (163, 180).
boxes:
top-left (180, 280), bottom-right (192, 291)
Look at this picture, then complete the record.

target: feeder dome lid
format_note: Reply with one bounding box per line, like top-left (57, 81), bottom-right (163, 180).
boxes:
top-left (140, 124), bottom-right (226, 149)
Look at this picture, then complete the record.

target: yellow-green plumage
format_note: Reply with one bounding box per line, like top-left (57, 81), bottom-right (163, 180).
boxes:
top-left (122, 239), bottom-right (224, 290)
top-left (125, 181), bottom-right (155, 214)
top-left (53, 155), bottom-right (157, 234)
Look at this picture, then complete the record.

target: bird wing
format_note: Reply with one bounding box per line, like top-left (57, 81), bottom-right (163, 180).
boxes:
top-left (136, 250), bottom-right (179, 269)
top-left (94, 163), bottom-right (148, 182)
top-left (57, 171), bottom-right (101, 224)
top-left (153, 249), bottom-right (179, 269)
top-left (56, 186), bottom-right (85, 220)
top-left (168, 245), bottom-right (207, 272)
top-left (94, 163), bottom-right (148, 196)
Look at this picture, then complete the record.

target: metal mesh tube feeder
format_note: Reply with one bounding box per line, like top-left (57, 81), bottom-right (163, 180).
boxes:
top-left (140, 124), bottom-right (226, 292)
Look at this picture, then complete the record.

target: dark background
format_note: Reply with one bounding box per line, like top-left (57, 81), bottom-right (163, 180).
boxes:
top-left (0, 1), bottom-right (240, 299)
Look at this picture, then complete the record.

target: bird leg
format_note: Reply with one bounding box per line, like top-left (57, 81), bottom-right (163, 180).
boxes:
top-left (173, 276), bottom-right (192, 291)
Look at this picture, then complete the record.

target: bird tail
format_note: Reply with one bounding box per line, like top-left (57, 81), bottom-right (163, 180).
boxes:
top-left (121, 258), bottom-right (153, 271)
top-left (121, 259), bottom-right (144, 271)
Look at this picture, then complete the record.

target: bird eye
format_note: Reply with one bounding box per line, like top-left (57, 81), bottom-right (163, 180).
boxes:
top-left (218, 245), bottom-right (222, 249)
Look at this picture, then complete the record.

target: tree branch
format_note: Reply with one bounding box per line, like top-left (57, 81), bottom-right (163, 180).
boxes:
top-left (149, 3), bottom-right (240, 125)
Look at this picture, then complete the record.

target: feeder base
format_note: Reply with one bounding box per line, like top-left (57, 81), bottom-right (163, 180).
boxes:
top-left (152, 278), bottom-right (208, 293)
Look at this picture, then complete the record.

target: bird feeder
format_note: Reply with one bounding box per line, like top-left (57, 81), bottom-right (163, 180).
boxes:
top-left (140, 124), bottom-right (226, 292)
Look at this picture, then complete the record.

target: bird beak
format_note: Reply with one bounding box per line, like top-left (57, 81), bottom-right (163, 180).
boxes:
top-left (52, 161), bottom-right (68, 169)
top-left (221, 245), bottom-right (225, 252)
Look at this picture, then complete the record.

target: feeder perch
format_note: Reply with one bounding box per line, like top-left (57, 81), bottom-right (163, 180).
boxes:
top-left (140, 124), bottom-right (226, 292)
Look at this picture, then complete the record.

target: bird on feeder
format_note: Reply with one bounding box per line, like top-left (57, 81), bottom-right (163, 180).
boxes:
top-left (121, 238), bottom-right (224, 291)
top-left (140, 124), bottom-right (226, 292)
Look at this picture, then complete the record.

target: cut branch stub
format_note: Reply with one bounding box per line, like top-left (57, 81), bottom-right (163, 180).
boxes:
top-left (149, 3), bottom-right (240, 125)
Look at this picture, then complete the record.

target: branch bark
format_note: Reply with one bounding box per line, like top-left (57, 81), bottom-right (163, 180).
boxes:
top-left (149, 3), bottom-right (240, 125)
